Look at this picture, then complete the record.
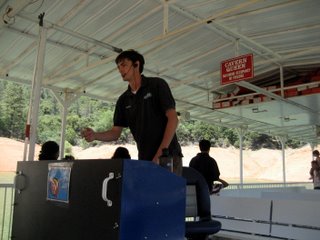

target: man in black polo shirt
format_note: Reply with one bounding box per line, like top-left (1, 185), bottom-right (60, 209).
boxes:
top-left (81, 49), bottom-right (182, 175)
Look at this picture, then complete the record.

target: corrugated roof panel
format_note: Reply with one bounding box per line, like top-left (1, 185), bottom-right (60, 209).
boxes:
top-left (0, 0), bottom-right (319, 144)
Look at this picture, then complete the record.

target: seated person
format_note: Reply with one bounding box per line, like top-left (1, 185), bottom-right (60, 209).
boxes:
top-left (111, 147), bottom-right (131, 159)
top-left (309, 160), bottom-right (320, 190)
top-left (63, 155), bottom-right (75, 160)
top-left (189, 139), bottom-right (228, 194)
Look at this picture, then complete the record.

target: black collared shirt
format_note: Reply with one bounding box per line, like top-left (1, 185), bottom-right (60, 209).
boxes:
top-left (189, 152), bottom-right (220, 192)
top-left (114, 75), bottom-right (182, 161)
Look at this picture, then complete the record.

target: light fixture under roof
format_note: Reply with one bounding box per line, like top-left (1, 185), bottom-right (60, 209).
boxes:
top-left (280, 116), bottom-right (297, 122)
top-left (252, 107), bottom-right (267, 113)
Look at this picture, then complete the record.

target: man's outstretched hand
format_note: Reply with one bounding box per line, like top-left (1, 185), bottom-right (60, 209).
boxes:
top-left (81, 127), bottom-right (95, 142)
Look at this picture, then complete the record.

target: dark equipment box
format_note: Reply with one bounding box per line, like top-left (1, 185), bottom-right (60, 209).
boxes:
top-left (12, 159), bottom-right (186, 240)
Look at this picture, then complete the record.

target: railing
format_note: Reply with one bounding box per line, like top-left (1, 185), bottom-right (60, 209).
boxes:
top-left (0, 181), bottom-right (314, 239)
top-left (227, 181), bottom-right (313, 190)
top-left (0, 184), bottom-right (14, 240)
top-left (211, 195), bottom-right (320, 240)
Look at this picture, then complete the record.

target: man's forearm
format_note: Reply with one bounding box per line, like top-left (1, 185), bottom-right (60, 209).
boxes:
top-left (94, 127), bottom-right (122, 142)
top-left (159, 109), bottom-right (179, 149)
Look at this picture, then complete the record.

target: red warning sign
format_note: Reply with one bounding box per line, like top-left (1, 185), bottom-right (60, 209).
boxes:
top-left (221, 54), bottom-right (254, 85)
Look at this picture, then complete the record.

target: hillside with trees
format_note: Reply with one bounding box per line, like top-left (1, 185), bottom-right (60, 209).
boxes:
top-left (0, 80), bottom-right (304, 154)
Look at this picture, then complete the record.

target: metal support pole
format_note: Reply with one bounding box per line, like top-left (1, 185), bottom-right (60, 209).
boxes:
top-left (52, 90), bottom-right (79, 159)
top-left (27, 13), bottom-right (47, 161)
top-left (236, 126), bottom-right (247, 187)
top-left (280, 65), bottom-right (284, 97)
top-left (22, 102), bottom-right (32, 161)
top-left (276, 135), bottom-right (287, 185)
top-left (235, 39), bottom-right (239, 57)
top-left (239, 133), bottom-right (243, 186)
top-left (60, 103), bottom-right (68, 159)
top-left (163, 0), bottom-right (169, 35)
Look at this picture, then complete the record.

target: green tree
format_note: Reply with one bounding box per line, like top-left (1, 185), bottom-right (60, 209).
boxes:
top-left (176, 122), bottom-right (193, 145)
top-left (37, 114), bottom-right (61, 143)
top-left (0, 82), bottom-right (27, 138)
top-left (35, 89), bottom-right (61, 143)
top-left (0, 79), bottom-right (307, 150)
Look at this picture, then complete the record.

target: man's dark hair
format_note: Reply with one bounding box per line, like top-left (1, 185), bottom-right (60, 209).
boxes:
top-left (115, 49), bottom-right (145, 73)
top-left (313, 150), bottom-right (319, 157)
top-left (199, 139), bottom-right (211, 152)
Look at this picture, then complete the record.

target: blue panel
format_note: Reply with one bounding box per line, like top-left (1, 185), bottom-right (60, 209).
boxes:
top-left (119, 160), bottom-right (186, 240)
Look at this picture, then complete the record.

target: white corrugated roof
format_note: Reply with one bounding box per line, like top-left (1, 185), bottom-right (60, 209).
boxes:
top-left (1, 0), bottom-right (320, 144)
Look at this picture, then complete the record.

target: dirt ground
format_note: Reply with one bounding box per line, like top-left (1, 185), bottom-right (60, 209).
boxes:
top-left (0, 137), bottom-right (316, 182)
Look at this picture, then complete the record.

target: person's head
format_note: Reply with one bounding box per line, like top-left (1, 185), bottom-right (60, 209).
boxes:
top-left (63, 155), bottom-right (75, 160)
top-left (115, 49), bottom-right (145, 74)
top-left (313, 150), bottom-right (319, 158)
top-left (111, 147), bottom-right (131, 159)
top-left (199, 139), bottom-right (211, 152)
top-left (39, 141), bottom-right (59, 160)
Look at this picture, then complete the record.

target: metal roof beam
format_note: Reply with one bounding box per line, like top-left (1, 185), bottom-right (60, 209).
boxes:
top-left (212, 21), bottom-right (282, 61)
top-left (17, 13), bottom-right (123, 53)
top-left (169, 2), bottom-right (282, 64)
top-left (139, 0), bottom-right (259, 48)
top-left (235, 81), bottom-right (320, 115)
top-left (5, 26), bottom-right (103, 58)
